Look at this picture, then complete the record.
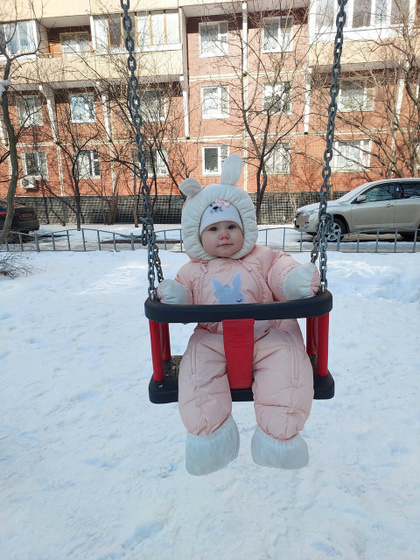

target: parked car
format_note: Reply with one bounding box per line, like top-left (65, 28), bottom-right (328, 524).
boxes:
top-left (0, 198), bottom-right (40, 233)
top-left (294, 178), bottom-right (420, 241)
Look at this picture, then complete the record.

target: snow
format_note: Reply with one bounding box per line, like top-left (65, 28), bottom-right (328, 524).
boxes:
top-left (1, 230), bottom-right (419, 560)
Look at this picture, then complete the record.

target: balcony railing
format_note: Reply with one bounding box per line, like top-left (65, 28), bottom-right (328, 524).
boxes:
top-left (14, 49), bottom-right (184, 86)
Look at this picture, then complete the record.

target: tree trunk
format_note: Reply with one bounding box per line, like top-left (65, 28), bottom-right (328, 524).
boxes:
top-left (0, 79), bottom-right (19, 246)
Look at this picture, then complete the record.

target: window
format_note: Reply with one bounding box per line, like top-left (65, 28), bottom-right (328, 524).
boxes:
top-left (363, 184), bottom-right (395, 202)
top-left (145, 148), bottom-right (168, 176)
top-left (262, 17), bottom-right (292, 53)
top-left (333, 140), bottom-right (370, 171)
top-left (199, 22), bottom-right (228, 57)
top-left (94, 15), bottom-right (126, 51)
top-left (131, 148), bottom-right (168, 178)
top-left (352, 0), bottom-right (409, 28)
top-left (338, 79), bottom-right (374, 112)
top-left (138, 10), bottom-right (180, 47)
top-left (141, 90), bottom-right (166, 122)
top-left (203, 146), bottom-right (229, 175)
top-left (400, 183), bottom-right (420, 198)
top-left (263, 82), bottom-right (292, 114)
top-left (265, 144), bottom-right (290, 174)
top-left (201, 86), bottom-right (229, 119)
top-left (131, 149), bottom-right (141, 177)
top-left (315, 0), bottom-right (411, 31)
top-left (390, 0), bottom-right (410, 23)
top-left (17, 96), bottom-right (43, 127)
top-left (314, 0), bottom-right (335, 31)
top-left (61, 32), bottom-right (91, 56)
top-left (109, 15), bottom-right (124, 48)
top-left (23, 151), bottom-right (48, 179)
top-left (76, 150), bottom-right (100, 179)
top-left (353, 0), bottom-right (375, 27)
top-left (70, 94), bottom-right (96, 123)
top-left (0, 21), bottom-right (35, 55)
top-left (95, 11), bottom-right (180, 52)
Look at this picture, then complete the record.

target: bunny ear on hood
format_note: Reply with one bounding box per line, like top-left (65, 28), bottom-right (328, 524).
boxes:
top-left (179, 177), bottom-right (201, 198)
top-left (181, 155), bottom-right (258, 261)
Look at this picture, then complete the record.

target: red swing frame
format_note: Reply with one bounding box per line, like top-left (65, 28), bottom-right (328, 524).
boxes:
top-left (146, 290), bottom-right (334, 403)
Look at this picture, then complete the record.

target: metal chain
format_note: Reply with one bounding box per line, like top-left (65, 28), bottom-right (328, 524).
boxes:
top-left (311, 0), bottom-right (348, 291)
top-left (120, 0), bottom-right (346, 294)
top-left (120, 0), bottom-right (164, 299)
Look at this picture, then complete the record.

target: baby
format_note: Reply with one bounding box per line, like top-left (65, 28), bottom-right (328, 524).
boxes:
top-left (158, 155), bottom-right (319, 475)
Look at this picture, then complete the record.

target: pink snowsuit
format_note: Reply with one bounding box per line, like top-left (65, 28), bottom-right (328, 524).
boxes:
top-left (172, 244), bottom-right (318, 442)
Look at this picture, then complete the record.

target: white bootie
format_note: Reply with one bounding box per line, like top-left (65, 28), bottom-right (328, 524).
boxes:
top-left (251, 427), bottom-right (309, 469)
top-left (185, 415), bottom-right (240, 476)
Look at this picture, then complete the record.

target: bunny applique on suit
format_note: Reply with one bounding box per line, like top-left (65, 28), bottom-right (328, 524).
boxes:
top-left (212, 274), bottom-right (245, 304)
top-left (158, 155), bottom-right (320, 476)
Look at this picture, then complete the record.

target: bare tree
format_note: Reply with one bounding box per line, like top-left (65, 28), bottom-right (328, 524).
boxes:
top-left (0, 0), bottom-right (42, 244)
top-left (197, 2), bottom-right (312, 222)
top-left (309, 0), bottom-right (420, 185)
top-left (59, 22), bottom-right (202, 225)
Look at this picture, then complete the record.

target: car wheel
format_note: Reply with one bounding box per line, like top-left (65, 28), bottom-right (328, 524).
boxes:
top-left (326, 218), bottom-right (346, 242)
top-left (400, 228), bottom-right (420, 241)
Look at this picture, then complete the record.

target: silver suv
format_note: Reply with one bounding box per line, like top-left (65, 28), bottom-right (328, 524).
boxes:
top-left (294, 178), bottom-right (420, 241)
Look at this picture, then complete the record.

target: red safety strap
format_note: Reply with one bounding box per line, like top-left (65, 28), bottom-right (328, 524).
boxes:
top-left (222, 318), bottom-right (255, 389)
top-left (306, 314), bottom-right (330, 377)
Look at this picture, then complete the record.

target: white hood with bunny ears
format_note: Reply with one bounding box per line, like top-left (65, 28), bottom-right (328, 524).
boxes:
top-left (179, 154), bottom-right (258, 260)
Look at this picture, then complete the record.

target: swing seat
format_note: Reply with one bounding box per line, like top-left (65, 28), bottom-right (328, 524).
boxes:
top-left (145, 290), bottom-right (335, 404)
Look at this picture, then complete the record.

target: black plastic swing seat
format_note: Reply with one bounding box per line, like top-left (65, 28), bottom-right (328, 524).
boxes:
top-left (145, 290), bottom-right (335, 403)
top-left (148, 356), bottom-right (335, 404)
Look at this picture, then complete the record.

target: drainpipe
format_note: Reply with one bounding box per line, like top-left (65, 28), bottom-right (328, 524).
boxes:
top-left (304, 67), bottom-right (312, 134)
top-left (180, 8), bottom-right (190, 138)
top-left (181, 76), bottom-right (190, 139)
top-left (40, 83), bottom-right (58, 142)
top-left (242, 1), bottom-right (248, 191)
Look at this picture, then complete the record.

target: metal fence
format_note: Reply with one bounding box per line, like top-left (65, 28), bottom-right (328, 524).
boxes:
top-left (1, 226), bottom-right (418, 254)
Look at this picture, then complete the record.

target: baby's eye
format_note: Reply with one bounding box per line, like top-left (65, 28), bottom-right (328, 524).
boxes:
top-left (228, 224), bottom-right (237, 230)
top-left (208, 226), bottom-right (218, 232)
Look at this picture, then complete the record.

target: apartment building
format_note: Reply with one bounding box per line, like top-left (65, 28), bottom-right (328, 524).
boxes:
top-left (1, 0), bottom-right (419, 213)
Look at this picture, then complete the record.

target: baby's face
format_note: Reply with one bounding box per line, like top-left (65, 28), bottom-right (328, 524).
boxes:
top-left (200, 220), bottom-right (244, 257)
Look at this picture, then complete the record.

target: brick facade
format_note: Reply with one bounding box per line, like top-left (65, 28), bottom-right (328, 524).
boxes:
top-left (1, 0), bottom-right (419, 215)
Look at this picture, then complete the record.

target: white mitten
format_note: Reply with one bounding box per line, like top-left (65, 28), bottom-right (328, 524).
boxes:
top-left (251, 427), bottom-right (309, 469)
top-left (186, 415), bottom-right (240, 476)
top-left (282, 262), bottom-right (319, 300)
top-left (158, 279), bottom-right (189, 305)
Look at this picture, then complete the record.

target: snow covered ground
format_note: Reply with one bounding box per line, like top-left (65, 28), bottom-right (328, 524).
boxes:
top-left (1, 234), bottom-right (419, 559)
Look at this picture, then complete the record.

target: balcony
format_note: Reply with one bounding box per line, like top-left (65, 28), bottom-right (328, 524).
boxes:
top-left (10, 49), bottom-right (185, 90)
top-left (309, 34), bottom-right (420, 72)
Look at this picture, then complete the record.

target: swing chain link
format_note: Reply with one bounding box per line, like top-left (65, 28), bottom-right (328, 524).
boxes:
top-left (311, 0), bottom-right (348, 291)
top-left (121, 0), bottom-right (346, 296)
top-left (121, 0), bottom-right (164, 299)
